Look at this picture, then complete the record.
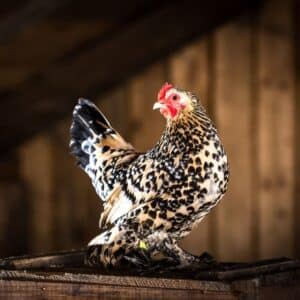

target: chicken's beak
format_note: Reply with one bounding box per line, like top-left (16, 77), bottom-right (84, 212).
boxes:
top-left (153, 102), bottom-right (165, 110)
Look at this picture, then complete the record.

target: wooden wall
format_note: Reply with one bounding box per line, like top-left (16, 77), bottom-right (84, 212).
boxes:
top-left (0, 0), bottom-right (298, 261)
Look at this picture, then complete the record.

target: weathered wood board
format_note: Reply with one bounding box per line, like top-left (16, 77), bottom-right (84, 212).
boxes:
top-left (213, 20), bottom-right (253, 261)
top-left (0, 251), bottom-right (299, 300)
top-left (256, 0), bottom-right (295, 258)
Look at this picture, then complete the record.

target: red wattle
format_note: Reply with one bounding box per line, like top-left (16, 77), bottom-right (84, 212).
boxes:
top-left (167, 105), bottom-right (178, 118)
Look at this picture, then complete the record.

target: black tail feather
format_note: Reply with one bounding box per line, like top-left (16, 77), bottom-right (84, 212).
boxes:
top-left (70, 98), bottom-right (111, 169)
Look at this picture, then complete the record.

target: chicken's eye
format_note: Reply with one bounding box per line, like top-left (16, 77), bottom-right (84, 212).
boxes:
top-left (172, 95), bottom-right (179, 101)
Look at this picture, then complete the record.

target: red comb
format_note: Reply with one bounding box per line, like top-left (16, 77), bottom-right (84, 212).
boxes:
top-left (158, 82), bottom-right (173, 100)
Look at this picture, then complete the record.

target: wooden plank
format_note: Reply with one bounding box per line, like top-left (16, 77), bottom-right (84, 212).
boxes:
top-left (0, 154), bottom-right (28, 257)
top-left (0, 279), bottom-right (236, 300)
top-left (257, 0), bottom-right (295, 258)
top-left (0, 1), bottom-right (166, 89)
top-left (258, 285), bottom-right (300, 300)
top-left (128, 63), bottom-right (166, 151)
top-left (0, 256), bottom-right (300, 299)
top-left (169, 40), bottom-right (209, 108)
top-left (0, 250), bottom-right (299, 281)
top-left (213, 20), bottom-right (253, 261)
top-left (0, 274), bottom-right (299, 300)
top-left (49, 122), bottom-right (89, 250)
top-left (0, 250), bottom-right (86, 270)
top-left (294, 0), bottom-right (300, 258)
top-left (18, 135), bottom-right (55, 253)
top-left (0, 0), bottom-right (70, 45)
top-left (0, 20), bottom-right (111, 89)
top-left (169, 40), bottom-right (212, 255)
top-left (0, 183), bottom-right (28, 257)
top-left (53, 0), bottom-right (165, 21)
top-left (0, 274), bottom-right (238, 300)
top-left (0, 0), bottom-right (261, 153)
top-left (1, 250), bottom-right (299, 282)
top-left (0, 153), bottom-right (19, 181)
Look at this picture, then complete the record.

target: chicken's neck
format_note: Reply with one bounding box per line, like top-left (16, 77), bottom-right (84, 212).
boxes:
top-left (154, 106), bottom-right (217, 157)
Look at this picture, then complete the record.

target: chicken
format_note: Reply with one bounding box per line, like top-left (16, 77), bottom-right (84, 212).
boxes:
top-left (70, 83), bottom-right (229, 268)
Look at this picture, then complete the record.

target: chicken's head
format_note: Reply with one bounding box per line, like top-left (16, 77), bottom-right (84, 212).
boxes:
top-left (153, 83), bottom-right (195, 120)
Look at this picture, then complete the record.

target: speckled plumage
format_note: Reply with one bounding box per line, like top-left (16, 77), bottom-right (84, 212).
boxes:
top-left (70, 85), bottom-right (229, 268)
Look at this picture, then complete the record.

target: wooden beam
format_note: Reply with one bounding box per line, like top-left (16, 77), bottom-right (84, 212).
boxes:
top-left (294, 0), bottom-right (300, 258)
top-left (0, 0), bottom-right (70, 45)
top-left (19, 135), bottom-right (56, 252)
top-left (0, 0), bottom-right (261, 153)
top-left (256, 0), bottom-right (295, 258)
top-left (0, 153), bottom-right (29, 257)
top-left (0, 2), bottom-right (167, 90)
top-left (213, 19), bottom-right (254, 261)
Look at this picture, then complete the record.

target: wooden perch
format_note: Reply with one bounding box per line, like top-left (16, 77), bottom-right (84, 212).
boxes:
top-left (0, 249), bottom-right (299, 299)
top-left (0, 249), bottom-right (299, 281)
top-left (0, 249), bottom-right (86, 270)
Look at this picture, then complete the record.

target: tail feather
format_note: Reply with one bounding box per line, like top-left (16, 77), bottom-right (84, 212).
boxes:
top-left (70, 98), bottom-right (112, 170)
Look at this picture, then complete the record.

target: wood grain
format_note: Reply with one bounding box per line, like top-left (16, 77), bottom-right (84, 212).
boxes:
top-left (0, 20), bottom-right (110, 89)
top-left (0, 0), bottom-right (70, 45)
top-left (0, 280), bottom-right (237, 300)
top-left (0, 1), bottom-right (167, 89)
top-left (213, 20), bottom-right (253, 261)
top-left (257, 0), bottom-right (295, 258)
top-left (294, 0), bottom-right (300, 258)
top-left (19, 135), bottom-right (55, 253)
top-left (0, 154), bottom-right (28, 257)
top-left (0, 256), bottom-right (299, 300)
top-left (169, 40), bottom-right (209, 107)
top-left (128, 63), bottom-right (166, 151)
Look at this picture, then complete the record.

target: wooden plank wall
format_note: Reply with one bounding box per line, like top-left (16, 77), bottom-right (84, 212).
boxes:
top-left (257, 0), bottom-right (295, 259)
top-left (0, 0), bottom-right (297, 261)
top-left (295, 0), bottom-right (300, 258)
top-left (213, 20), bottom-right (254, 261)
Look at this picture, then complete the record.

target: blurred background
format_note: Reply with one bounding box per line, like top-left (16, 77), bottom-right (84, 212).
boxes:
top-left (0, 0), bottom-right (299, 262)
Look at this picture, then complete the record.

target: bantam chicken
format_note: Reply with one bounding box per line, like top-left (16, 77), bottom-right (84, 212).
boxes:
top-left (70, 83), bottom-right (229, 268)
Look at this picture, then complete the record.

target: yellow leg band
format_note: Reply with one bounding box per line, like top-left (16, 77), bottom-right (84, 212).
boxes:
top-left (139, 240), bottom-right (148, 250)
